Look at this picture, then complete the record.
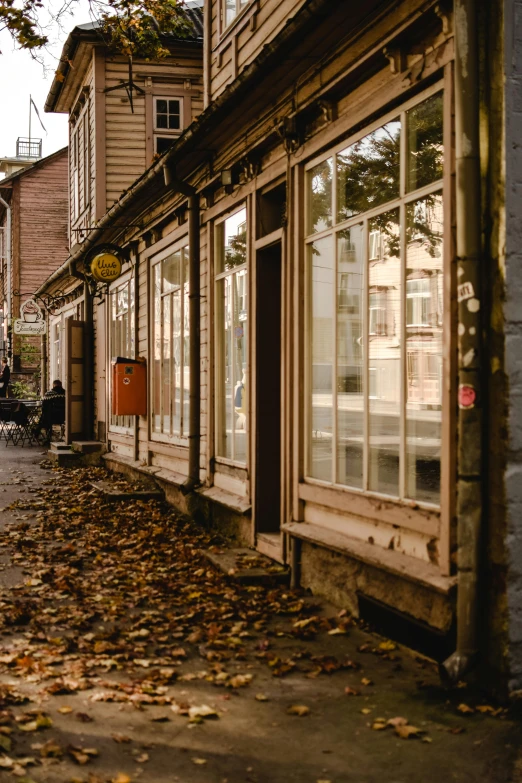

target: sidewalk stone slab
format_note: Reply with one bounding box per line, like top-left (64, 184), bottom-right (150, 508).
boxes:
top-left (202, 546), bottom-right (290, 585)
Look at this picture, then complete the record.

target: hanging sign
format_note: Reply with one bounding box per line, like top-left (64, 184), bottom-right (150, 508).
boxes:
top-left (90, 252), bottom-right (122, 283)
top-left (14, 299), bottom-right (46, 335)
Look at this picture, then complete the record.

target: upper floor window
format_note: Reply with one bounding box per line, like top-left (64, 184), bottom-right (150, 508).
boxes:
top-left (70, 108), bottom-right (90, 223)
top-left (154, 97), bottom-right (183, 155)
top-left (223, 0), bottom-right (250, 29)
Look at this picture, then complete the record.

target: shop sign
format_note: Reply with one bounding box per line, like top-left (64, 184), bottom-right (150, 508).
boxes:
top-left (90, 252), bottom-right (122, 283)
top-left (14, 299), bottom-right (46, 335)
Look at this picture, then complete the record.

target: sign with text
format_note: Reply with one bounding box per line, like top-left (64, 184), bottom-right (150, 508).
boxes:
top-left (14, 299), bottom-right (46, 335)
top-left (90, 252), bottom-right (122, 283)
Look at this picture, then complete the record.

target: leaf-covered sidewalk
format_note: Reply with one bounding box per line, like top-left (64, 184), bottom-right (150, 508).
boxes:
top-left (0, 452), bottom-right (519, 783)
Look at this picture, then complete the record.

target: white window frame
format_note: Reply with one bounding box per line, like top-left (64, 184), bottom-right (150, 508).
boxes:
top-left (214, 206), bottom-right (249, 467)
top-left (150, 239), bottom-right (190, 444)
top-left (109, 273), bottom-right (135, 436)
top-left (304, 81), bottom-right (446, 507)
top-left (222, 0), bottom-right (251, 30)
top-left (153, 96), bottom-right (183, 154)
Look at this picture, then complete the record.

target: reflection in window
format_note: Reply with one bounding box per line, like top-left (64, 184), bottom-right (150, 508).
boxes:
top-left (336, 226), bottom-right (363, 488)
top-left (368, 210), bottom-right (400, 496)
top-left (405, 193), bottom-right (443, 503)
top-left (215, 208), bottom-right (248, 464)
top-left (305, 91), bottom-right (445, 505)
top-left (224, 0), bottom-right (250, 28)
top-left (152, 247), bottom-right (190, 439)
top-left (308, 159), bottom-right (333, 234)
top-left (407, 92), bottom-right (443, 192)
top-left (110, 277), bottom-right (135, 432)
top-left (337, 121), bottom-right (400, 223)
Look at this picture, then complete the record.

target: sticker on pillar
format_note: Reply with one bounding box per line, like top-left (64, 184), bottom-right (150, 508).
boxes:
top-left (123, 377), bottom-right (131, 385)
top-left (458, 384), bottom-right (476, 409)
top-left (457, 281), bottom-right (475, 302)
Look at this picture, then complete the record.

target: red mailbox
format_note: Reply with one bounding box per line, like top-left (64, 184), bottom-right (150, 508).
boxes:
top-left (112, 357), bottom-right (147, 416)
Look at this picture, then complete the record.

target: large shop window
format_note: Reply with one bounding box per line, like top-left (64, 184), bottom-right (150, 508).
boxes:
top-left (152, 246), bottom-right (190, 439)
top-left (306, 91), bottom-right (444, 505)
top-left (215, 208), bottom-right (248, 464)
top-left (110, 277), bottom-right (135, 432)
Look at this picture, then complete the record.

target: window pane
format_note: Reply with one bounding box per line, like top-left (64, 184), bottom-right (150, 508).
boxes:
top-left (225, 0), bottom-right (236, 26)
top-left (169, 114), bottom-right (180, 130)
top-left (156, 137), bottom-right (172, 155)
top-left (216, 276), bottom-right (233, 459)
top-left (368, 209), bottom-right (400, 496)
top-left (217, 208), bottom-right (247, 274)
top-left (183, 250), bottom-right (190, 436)
top-left (337, 226), bottom-right (364, 488)
top-left (233, 269), bottom-right (248, 464)
top-left (163, 251), bottom-right (180, 293)
top-left (173, 290), bottom-right (181, 436)
top-left (337, 120), bottom-right (400, 223)
top-left (308, 158), bottom-right (333, 235)
top-left (156, 114), bottom-right (168, 129)
top-left (162, 295), bottom-right (171, 434)
top-left (156, 100), bottom-right (167, 113)
top-left (153, 264), bottom-right (161, 433)
top-left (309, 235), bottom-right (334, 481)
top-left (407, 93), bottom-right (443, 192)
top-left (405, 193), bottom-right (443, 503)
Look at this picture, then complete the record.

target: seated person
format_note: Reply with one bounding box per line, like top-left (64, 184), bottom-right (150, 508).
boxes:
top-left (34, 380), bottom-right (66, 441)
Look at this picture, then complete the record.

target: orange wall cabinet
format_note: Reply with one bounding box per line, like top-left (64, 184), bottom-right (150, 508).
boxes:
top-left (112, 357), bottom-right (147, 416)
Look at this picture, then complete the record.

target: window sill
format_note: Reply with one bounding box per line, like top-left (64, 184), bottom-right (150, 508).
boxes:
top-left (283, 521), bottom-right (456, 595)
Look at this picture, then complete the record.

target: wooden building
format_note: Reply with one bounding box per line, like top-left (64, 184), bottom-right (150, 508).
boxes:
top-left (0, 147), bottom-right (69, 378)
top-left (38, 0), bottom-right (522, 693)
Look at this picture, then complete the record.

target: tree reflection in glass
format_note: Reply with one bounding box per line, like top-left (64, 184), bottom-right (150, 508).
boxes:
top-left (407, 93), bottom-right (443, 192)
top-left (337, 121), bottom-right (400, 223)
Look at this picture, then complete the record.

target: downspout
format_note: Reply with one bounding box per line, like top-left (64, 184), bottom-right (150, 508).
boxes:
top-left (0, 196), bottom-right (12, 359)
top-left (441, 0), bottom-right (483, 682)
top-left (163, 164), bottom-right (201, 493)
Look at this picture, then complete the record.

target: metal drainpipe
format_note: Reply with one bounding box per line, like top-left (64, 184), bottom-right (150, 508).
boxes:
top-left (163, 164), bottom-right (201, 493)
top-left (441, 0), bottom-right (483, 682)
top-left (0, 196), bottom-right (12, 358)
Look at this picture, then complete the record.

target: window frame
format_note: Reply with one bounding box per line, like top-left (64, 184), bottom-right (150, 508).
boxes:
top-left (149, 238), bottom-right (190, 445)
top-left (221, 0), bottom-right (251, 32)
top-left (303, 80), bottom-right (447, 511)
top-left (70, 103), bottom-right (90, 224)
top-left (214, 205), bottom-right (249, 467)
top-left (153, 95), bottom-right (183, 154)
top-left (108, 272), bottom-right (135, 436)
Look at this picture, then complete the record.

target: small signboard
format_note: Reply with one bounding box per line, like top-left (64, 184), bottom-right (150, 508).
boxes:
top-left (14, 299), bottom-right (46, 335)
top-left (91, 252), bottom-right (122, 283)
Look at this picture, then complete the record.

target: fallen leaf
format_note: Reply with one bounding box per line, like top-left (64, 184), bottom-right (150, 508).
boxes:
top-left (371, 718), bottom-right (387, 730)
top-left (112, 734), bottom-right (131, 743)
top-left (39, 740), bottom-right (63, 758)
top-left (361, 677), bottom-right (373, 686)
top-left (361, 708), bottom-right (371, 715)
top-left (0, 735), bottom-right (11, 753)
top-left (344, 686), bottom-right (360, 696)
top-left (255, 693), bottom-right (269, 701)
top-left (188, 705), bottom-right (219, 720)
top-left (287, 705), bottom-right (310, 716)
top-left (457, 703), bottom-right (474, 714)
top-left (192, 758), bottom-right (207, 765)
top-left (113, 775), bottom-right (132, 783)
top-left (386, 716), bottom-right (408, 727)
top-left (57, 706), bottom-right (73, 715)
top-left (379, 640), bottom-right (397, 651)
top-left (395, 724), bottom-right (422, 739)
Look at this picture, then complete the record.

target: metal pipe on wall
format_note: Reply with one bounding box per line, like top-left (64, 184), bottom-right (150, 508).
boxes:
top-left (441, 0), bottom-right (483, 682)
top-left (0, 196), bottom-right (12, 358)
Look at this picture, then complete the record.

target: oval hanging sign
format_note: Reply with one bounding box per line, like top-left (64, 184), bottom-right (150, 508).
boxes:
top-left (90, 252), bottom-right (122, 283)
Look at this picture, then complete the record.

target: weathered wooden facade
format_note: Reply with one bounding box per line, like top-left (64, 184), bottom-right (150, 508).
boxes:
top-left (0, 148), bottom-right (69, 376)
top-left (39, 0), bottom-right (522, 693)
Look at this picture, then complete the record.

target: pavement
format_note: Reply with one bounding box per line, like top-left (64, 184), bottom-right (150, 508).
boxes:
top-left (0, 444), bottom-right (518, 783)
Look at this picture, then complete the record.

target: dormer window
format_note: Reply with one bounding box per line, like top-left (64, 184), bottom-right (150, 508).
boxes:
top-left (223, 0), bottom-right (250, 29)
top-left (154, 97), bottom-right (183, 154)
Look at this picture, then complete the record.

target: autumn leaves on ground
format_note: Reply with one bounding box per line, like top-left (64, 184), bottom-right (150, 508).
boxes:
top-left (0, 458), bottom-right (519, 783)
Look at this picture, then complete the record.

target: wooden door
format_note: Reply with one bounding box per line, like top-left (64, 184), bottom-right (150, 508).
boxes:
top-left (66, 319), bottom-right (85, 443)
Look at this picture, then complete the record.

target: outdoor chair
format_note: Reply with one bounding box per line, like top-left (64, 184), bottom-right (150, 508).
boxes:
top-left (36, 395), bottom-right (66, 445)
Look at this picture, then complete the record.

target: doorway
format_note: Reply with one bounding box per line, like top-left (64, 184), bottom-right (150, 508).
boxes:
top-left (255, 241), bottom-right (282, 551)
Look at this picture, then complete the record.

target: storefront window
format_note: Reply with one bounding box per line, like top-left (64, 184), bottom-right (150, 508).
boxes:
top-left (110, 276), bottom-right (135, 432)
top-left (215, 208), bottom-right (248, 464)
top-left (306, 91), bottom-right (444, 505)
top-left (152, 246), bottom-right (190, 439)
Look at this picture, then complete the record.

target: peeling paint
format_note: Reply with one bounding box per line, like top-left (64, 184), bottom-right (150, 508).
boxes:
top-left (458, 266), bottom-right (465, 277)
top-left (469, 326), bottom-right (476, 335)
top-left (468, 297), bottom-right (480, 312)
top-left (491, 357), bottom-right (501, 374)
top-left (458, 323), bottom-right (466, 336)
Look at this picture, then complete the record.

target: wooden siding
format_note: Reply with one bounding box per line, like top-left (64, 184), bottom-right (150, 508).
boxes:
top-left (18, 151), bottom-right (69, 301)
top-left (209, 0), bottom-right (307, 100)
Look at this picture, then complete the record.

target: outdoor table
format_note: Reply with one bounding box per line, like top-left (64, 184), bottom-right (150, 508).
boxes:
top-left (0, 399), bottom-right (43, 447)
